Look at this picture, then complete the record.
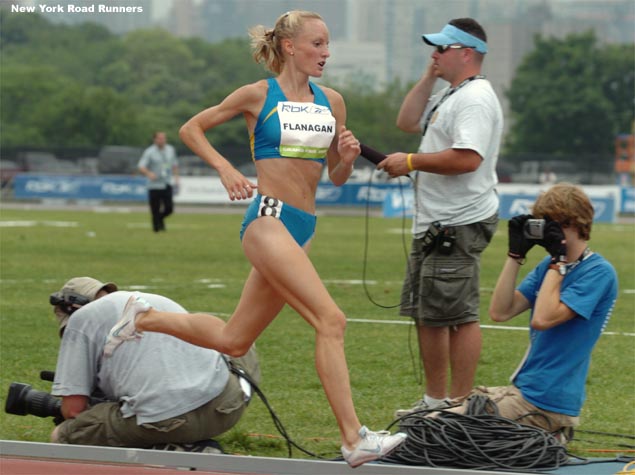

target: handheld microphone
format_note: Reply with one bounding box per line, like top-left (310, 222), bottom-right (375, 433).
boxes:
top-left (359, 143), bottom-right (412, 179)
top-left (359, 143), bottom-right (386, 165)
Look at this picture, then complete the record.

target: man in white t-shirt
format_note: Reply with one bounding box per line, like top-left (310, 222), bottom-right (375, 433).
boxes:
top-left (49, 277), bottom-right (259, 450)
top-left (378, 18), bottom-right (503, 417)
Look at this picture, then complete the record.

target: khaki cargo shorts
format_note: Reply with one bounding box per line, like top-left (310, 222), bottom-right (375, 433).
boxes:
top-left (448, 385), bottom-right (580, 432)
top-left (400, 214), bottom-right (498, 327)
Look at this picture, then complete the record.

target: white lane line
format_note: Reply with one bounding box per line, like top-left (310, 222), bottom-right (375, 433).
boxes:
top-left (346, 318), bottom-right (635, 337)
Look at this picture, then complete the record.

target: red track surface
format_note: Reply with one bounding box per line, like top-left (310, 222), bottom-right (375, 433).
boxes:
top-left (0, 456), bottom-right (266, 475)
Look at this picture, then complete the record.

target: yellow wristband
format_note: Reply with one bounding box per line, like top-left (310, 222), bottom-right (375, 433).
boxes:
top-left (406, 153), bottom-right (414, 171)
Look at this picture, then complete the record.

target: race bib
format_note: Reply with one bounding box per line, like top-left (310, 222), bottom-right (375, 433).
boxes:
top-left (277, 101), bottom-right (336, 159)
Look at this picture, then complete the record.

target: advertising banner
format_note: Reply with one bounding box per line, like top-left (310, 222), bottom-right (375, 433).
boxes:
top-left (12, 175), bottom-right (628, 222)
top-left (13, 174), bottom-right (146, 201)
top-left (382, 184), bottom-right (621, 223)
top-left (621, 186), bottom-right (635, 214)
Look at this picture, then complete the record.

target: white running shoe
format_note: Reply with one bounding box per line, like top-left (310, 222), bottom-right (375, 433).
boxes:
top-left (341, 426), bottom-right (407, 468)
top-left (103, 293), bottom-right (150, 357)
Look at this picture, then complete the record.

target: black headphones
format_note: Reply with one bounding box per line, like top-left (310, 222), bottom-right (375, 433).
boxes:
top-left (49, 290), bottom-right (90, 315)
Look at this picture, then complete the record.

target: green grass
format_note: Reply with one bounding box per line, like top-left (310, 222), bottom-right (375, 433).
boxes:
top-left (0, 206), bottom-right (633, 460)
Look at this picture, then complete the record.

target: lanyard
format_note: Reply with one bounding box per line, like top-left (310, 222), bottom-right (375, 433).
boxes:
top-left (564, 247), bottom-right (592, 273)
top-left (421, 74), bottom-right (485, 137)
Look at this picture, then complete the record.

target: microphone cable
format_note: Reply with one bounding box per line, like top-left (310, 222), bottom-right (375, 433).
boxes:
top-left (357, 143), bottom-right (423, 384)
top-left (361, 167), bottom-right (413, 309)
top-left (225, 358), bottom-right (336, 461)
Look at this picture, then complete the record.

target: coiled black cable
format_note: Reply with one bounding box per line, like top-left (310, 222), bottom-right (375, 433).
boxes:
top-left (383, 396), bottom-right (569, 471)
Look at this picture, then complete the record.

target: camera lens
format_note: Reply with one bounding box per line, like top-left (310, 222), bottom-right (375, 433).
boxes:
top-left (5, 382), bottom-right (62, 418)
top-left (523, 219), bottom-right (545, 240)
top-left (5, 383), bottom-right (31, 415)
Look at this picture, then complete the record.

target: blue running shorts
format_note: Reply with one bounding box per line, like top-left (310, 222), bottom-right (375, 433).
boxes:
top-left (240, 194), bottom-right (316, 247)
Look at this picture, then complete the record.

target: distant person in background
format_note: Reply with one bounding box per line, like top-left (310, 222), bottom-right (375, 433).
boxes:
top-left (539, 166), bottom-right (557, 187)
top-left (138, 131), bottom-right (179, 232)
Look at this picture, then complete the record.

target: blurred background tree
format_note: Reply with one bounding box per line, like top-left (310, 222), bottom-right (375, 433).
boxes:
top-left (0, 9), bottom-right (418, 156)
top-left (1, 9), bottom-right (632, 166)
top-left (505, 31), bottom-right (634, 157)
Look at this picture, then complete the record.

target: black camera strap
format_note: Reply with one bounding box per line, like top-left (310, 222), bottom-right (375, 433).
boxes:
top-left (563, 247), bottom-right (592, 273)
top-left (421, 74), bottom-right (485, 138)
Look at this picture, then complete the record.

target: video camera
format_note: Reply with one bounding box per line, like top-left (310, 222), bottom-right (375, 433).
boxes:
top-left (5, 371), bottom-right (107, 423)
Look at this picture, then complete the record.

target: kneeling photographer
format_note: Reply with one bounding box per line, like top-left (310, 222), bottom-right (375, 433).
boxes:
top-left (439, 184), bottom-right (618, 442)
top-left (30, 277), bottom-right (259, 450)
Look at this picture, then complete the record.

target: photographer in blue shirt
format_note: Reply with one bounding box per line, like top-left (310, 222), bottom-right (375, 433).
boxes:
top-left (447, 183), bottom-right (618, 443)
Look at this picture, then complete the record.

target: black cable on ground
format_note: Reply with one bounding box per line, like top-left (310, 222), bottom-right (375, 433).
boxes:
top-left (573, 437), bottom-right (635, 449)
top-left (226, 360), bottom-right (332, 460)
top-left (575, 429), bottom-right (635, 440)
top-left (383, 395), bottom-right (569, 471)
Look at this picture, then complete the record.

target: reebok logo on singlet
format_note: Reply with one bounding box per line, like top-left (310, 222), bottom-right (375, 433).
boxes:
top-left (277, 101), bottom-right (335, 159)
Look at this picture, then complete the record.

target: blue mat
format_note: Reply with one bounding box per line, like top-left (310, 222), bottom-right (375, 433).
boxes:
top-left (547, 456), bottom-right (633, 474)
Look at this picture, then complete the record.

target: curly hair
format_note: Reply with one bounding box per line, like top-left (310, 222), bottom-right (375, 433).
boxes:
top-left (249, 10), bottom-right (324, 75)
top-left (531, 183), bottom-right (594, 240)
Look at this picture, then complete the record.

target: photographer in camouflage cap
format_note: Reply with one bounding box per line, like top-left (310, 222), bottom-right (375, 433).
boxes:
top-left (48, 277), bottom-right (259, 451)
